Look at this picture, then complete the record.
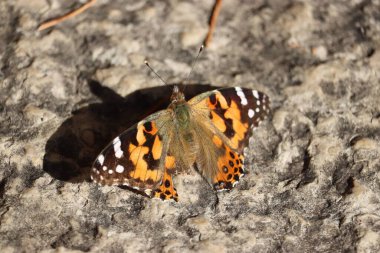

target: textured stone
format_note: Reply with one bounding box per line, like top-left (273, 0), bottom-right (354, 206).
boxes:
top-left (0, 0), bottom-right (380, 252)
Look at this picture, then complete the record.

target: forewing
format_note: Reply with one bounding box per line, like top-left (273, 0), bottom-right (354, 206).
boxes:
top-left (189, 87), bottom-right (270, 190)
top-left (189, 87), bottom-right (270, 152)
top-left (91, 110), bottom-right (171, 197)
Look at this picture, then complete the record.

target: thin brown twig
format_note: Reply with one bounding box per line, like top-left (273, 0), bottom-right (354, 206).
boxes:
top-left (38, 0), bottom-right (223, 47)
top-left (38, 0), bottom-right (97, 31)
top-left (204, 0), bottom-right (222, 47)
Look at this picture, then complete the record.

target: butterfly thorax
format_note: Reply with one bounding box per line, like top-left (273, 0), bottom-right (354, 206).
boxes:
top-left (173, 103), bottom-right (191, 129)
top-left (169, 86), bottom-right (191, 130)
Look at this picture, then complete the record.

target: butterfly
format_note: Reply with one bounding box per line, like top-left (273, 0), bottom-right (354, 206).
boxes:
top-left (90, 85), bottom-right (270, 201)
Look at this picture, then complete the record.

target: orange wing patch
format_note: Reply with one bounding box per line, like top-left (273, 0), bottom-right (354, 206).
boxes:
top-left (136, 125), bottom-right (147, 145)
top-left (152, 135), bottom-right (163, 160)
top-left (129, 145), bottom-right (151, 180)
top-left (212, 135), bottom-right (223, 148)
top-left (210, 111), bottom-right (227, 133)
top-left (165, 156), bottom-right (176, 169)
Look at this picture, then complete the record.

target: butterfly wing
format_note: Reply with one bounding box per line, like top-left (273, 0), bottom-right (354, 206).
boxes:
top-left (189, 87), bottom-right (270, 190)
top-left (90, 110), bottom-right (178, 200)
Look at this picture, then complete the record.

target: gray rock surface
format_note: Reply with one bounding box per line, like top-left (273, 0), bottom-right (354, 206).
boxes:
top-left (1, 0), bottom-right (380, 252)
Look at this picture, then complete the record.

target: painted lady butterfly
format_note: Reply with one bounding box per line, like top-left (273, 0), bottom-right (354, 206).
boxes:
top-left (90, 69), bottom-right (270, 202)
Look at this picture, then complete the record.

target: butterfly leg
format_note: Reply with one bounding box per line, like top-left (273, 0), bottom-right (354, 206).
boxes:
top-left (152, 168), bottom-right (178, 202)
top-left (213, 145), bottom-right (245, 191)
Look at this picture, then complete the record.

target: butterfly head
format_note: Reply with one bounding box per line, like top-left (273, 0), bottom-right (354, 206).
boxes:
top-left (170, 85), bottom-right (186, 104)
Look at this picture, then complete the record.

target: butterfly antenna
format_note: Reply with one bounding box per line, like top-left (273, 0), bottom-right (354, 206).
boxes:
top-left (184, 45), bottom-right (204, 86)
top-left (144, 60), bottom-right (168, 86)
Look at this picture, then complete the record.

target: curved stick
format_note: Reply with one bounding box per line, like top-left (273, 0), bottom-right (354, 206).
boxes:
top-left (38, 0), bottom-right (97, 31)
top-left (204, 0), bottom-right (222, 47)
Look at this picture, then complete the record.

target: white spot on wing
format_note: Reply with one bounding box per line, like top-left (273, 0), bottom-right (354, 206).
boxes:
top-left (108, 170), bottom-right (113, 174)
top-left (113, 137), bottom-right (123, 158)
top-left (97, 154), bottom-right (105, 165)
top-left (252, 90), bottom-right (259, 99)
top-left (248, 109), bottom-right (255, 118)
top-left (102, 166), bottom-right (107, 171)
top-left (116, 165), bottom-right (124, 173)
top-left (115, 149), bottom-right (123, 158)
top-left (113, 137), bottom-right (121, 144)
top-left (255, 107), bottom-right (260, 113)
top-left (235, 87), bottom-right (248, 106)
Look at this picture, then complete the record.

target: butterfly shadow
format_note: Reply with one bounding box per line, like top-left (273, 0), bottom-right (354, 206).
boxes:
top-left (42, 81), bottom-right (218, 188)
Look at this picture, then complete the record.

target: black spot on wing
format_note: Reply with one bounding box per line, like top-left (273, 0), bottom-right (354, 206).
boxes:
top-left (209, 93), bottom-right (217, 106)
top-left (143, 121), bottom-right (153, 133)
top-left (224, 118), bottom-right (235, 138)
top-left (141, 133), bottom-right (161, 169)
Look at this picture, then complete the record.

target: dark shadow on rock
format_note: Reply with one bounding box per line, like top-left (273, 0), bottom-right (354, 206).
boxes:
top-left (43, 81), bottom-right (217, 183)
